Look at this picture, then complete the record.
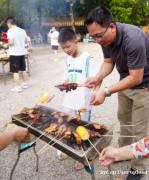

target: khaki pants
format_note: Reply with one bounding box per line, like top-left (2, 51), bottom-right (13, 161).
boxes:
top-left (118, 89), bottom-right (149, 170)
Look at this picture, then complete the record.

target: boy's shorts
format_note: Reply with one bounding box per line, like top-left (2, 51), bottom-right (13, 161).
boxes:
top-left (10, 55), bottom-right (26, 73)
top-left (52, 45), bottom-right (59, 50)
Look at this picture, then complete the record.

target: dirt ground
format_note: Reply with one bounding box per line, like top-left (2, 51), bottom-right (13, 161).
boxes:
top-left (0, 42), bottom-right (148, 180)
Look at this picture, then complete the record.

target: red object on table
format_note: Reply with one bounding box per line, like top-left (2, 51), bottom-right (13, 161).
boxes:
top-left (2, 33), bottom-right (8, 43)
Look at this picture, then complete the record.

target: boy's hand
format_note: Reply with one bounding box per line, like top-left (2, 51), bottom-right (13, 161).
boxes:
top-left (89, 89), bottom-right (106, 105)
top-left (3, 44), bottom-right (7, 48)
top-left (85, 76), bottom-right (100, 88)
top-left (99, 146), bottom-right (119, 166)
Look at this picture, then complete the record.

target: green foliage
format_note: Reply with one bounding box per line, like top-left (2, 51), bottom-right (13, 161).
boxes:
top-left (0, 0), bottom-right (149, 30)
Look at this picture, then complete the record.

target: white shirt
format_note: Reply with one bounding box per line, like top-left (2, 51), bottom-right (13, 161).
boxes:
top-left (50, 31), bottom-right (59, 46)
top-left (7, 27), bottom-right (27, 55)
top-left (63, 51), bottom-right (99, 110)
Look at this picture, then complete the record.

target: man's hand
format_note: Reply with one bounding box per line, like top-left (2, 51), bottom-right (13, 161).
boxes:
top-left (3, 44), bottom-right (7, 48)
top-left (12, 126), bottom-right (28, 141)
top-left (85, 76), bottom-right (100, 88)
top-left (99, 146), bottom-right (119, 166)
top-left (89, 89), bottom-right (106, 105)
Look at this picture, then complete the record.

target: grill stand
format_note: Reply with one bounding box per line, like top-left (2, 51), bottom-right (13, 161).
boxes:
top-left (85, 165), bottom-right (113, 180)
top-left (10, 138), bottom-right (39, 180)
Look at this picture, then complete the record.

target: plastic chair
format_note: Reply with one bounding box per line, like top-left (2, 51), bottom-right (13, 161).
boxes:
top-left (32, 35), bottom-right (39, 43)
top-left (38, 33), bottom-right (43, 43)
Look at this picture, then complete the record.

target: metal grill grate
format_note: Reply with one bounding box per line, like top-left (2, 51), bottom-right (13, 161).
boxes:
top-left (12, 106), bottom-right (113, 165)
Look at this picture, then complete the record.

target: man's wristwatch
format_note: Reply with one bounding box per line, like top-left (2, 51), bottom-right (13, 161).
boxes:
top-left (105, 87), bottom-right (111, 97)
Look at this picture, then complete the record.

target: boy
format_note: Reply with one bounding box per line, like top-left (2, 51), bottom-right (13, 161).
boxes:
top-left (57, 28), bottom-right (99, 170)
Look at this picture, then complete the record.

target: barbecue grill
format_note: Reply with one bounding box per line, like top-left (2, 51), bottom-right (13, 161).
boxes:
top-left (11, 105), bottom-right (114, 180)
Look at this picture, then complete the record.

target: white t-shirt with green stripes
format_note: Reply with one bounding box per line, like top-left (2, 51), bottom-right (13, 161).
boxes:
top-left (63, 51), bottom-right (99, 110)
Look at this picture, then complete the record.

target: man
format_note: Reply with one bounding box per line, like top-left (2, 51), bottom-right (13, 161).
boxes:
top-left (0, 126), bottom-right (28, 151)
top-left (3, 17), bottom-right (29, 93)
top-left (48, 26), bottom-right (59, 61)
top-left (84, 6), bottom-right (149, 180)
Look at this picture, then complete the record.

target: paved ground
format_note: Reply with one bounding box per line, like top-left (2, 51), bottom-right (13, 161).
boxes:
top-left (0, 43), bottom-right (148, 180)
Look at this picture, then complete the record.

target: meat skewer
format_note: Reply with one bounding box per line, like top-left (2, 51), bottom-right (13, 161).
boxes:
top-left (44, 123), bottom-right (58, 134)
top-left (66, 114), bottom-right (89, 122)
top-left (55, 83), bottom-right (87, 93)
top-left (78, 108), bottom-right (87, 113)
top-left (54, 114), bottom-right (60, 119)
top-left (58, 117), bottom-right (63, 124)
top-left (59, 112), bottom-right (66, 117)
top-left (64, 127), bottom-right (72, 139)
top-left (27, 112), bottom-right (43, 129)
top-left (93, 124), bottom-right (106, 130)
top-left (51, 111), bottom-right (59, 116)
top-left (55, 124), bottom-right (67, 136)
top-left (23, 110), bottom-right (36, 118)
top-left (72, 132), bottom-right (82, 144)
top-left (76, 114), bottom-right (81, 122)
top-left (31, 113), bottom-right (43, 122)
top-left (66, 116), bottom-right (73, 122)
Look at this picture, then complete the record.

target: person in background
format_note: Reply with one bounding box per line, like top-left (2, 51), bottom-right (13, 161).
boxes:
top-left (84, 6), bottom-right (149, 180)
top-left (57, 28), bottom-right (99, 170)
top-left (3, 17), bottom-right (29, 93)
top-left (25, 36), bottom-right (32, 50)
top-left (48, 26), bottom-right (59, 61)
top-left (1, 29), bottom-right (8, 43)
top-left (25, 35), bottom-right (33, 65)
top-left (0, 126), bottom-right (28, 151)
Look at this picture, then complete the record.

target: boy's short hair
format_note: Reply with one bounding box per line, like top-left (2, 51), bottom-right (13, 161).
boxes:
top-left (6, 17), bottom-right (17, 25)
top-left (58, 28), bottom-right (76, 43)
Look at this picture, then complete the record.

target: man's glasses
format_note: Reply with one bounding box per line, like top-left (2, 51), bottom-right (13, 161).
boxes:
top-left (92, 25), bottom-right (109, 41)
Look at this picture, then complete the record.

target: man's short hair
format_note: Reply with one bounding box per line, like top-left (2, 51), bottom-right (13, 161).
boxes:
top-left (58, 28), bottom-right (76, 43)
top-left (84, 6), bottom-right (115, 28)
top-left (6, 17), bottom-right (17, 25)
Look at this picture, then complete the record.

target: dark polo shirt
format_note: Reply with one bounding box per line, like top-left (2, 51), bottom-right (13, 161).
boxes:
top-left (102, 22), bottom-right (149, 89)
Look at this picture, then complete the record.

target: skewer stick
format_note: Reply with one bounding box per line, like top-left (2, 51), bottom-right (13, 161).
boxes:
top-left (80, 145), bottom-right (91, 170)
top-left (88, 139), bottom-right (108, 165)
top-left (27, 120), bottom-right (36, 129)
top-left (37, 135), bottom-right (58, 154)
top-left (40, 135), bottom-right (65, 154)
top-left (77, 84), bottom-right (87, 87)
top-left (88, 139), bottom-right (100, 155)
top-left (143, 87), bottom-right (148, 90)
top-left (84, 115), bottom-right (110, 127)
top-left (30, 132), bottom-right (46, 146)
top-left (106, 125), bottom-right (135, 127)
top-left (0, 119), bottom-right (18, 126)
top-left (98, 134), bottom-right (136, 138)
